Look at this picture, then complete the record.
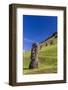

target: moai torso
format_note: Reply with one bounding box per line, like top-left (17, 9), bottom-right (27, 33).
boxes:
top-left (29, 43), bottom-right (38, 69)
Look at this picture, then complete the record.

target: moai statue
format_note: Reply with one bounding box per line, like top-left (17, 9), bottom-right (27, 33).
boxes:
top-left (29, 43), bottom-right (38, 69)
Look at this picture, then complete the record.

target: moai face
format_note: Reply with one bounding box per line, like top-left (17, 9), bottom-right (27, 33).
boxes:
top-left (31, 43), bottom-right (38, 60)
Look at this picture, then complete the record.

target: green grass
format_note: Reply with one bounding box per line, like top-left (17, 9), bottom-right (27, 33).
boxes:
top-left (23, 44), bottom-right (57, 74)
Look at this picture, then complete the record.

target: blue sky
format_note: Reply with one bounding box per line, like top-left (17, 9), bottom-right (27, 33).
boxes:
top-left (23, 15), bottom-right (57, 51)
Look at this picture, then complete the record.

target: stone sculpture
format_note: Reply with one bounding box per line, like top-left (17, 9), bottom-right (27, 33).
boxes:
top-left (29, 43), bottom-right (38, 69)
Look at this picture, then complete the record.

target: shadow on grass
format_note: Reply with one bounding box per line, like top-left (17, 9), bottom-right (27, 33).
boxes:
top-left (23, 68), bottom-right (29, 70)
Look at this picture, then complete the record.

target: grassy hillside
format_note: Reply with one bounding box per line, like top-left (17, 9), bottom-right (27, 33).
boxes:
top-left (23, 44), bottom-right (57, 74)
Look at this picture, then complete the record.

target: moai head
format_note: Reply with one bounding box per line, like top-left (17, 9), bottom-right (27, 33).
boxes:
top-left (32, 42), bottom-right (38, 49)
top-left (31, 43), bottom-right (38, 59)
top-left (29, 42), bottom-right (38, 69)
top-left (32, 43), bottom-right (38, 48)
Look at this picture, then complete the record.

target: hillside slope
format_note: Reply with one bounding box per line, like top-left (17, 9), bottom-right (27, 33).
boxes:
top-left (23, 44), bottom-right (57, 74)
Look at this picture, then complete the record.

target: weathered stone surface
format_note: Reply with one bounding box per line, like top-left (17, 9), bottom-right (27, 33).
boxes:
top-left (29, 43), bottom-right (38, 69)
